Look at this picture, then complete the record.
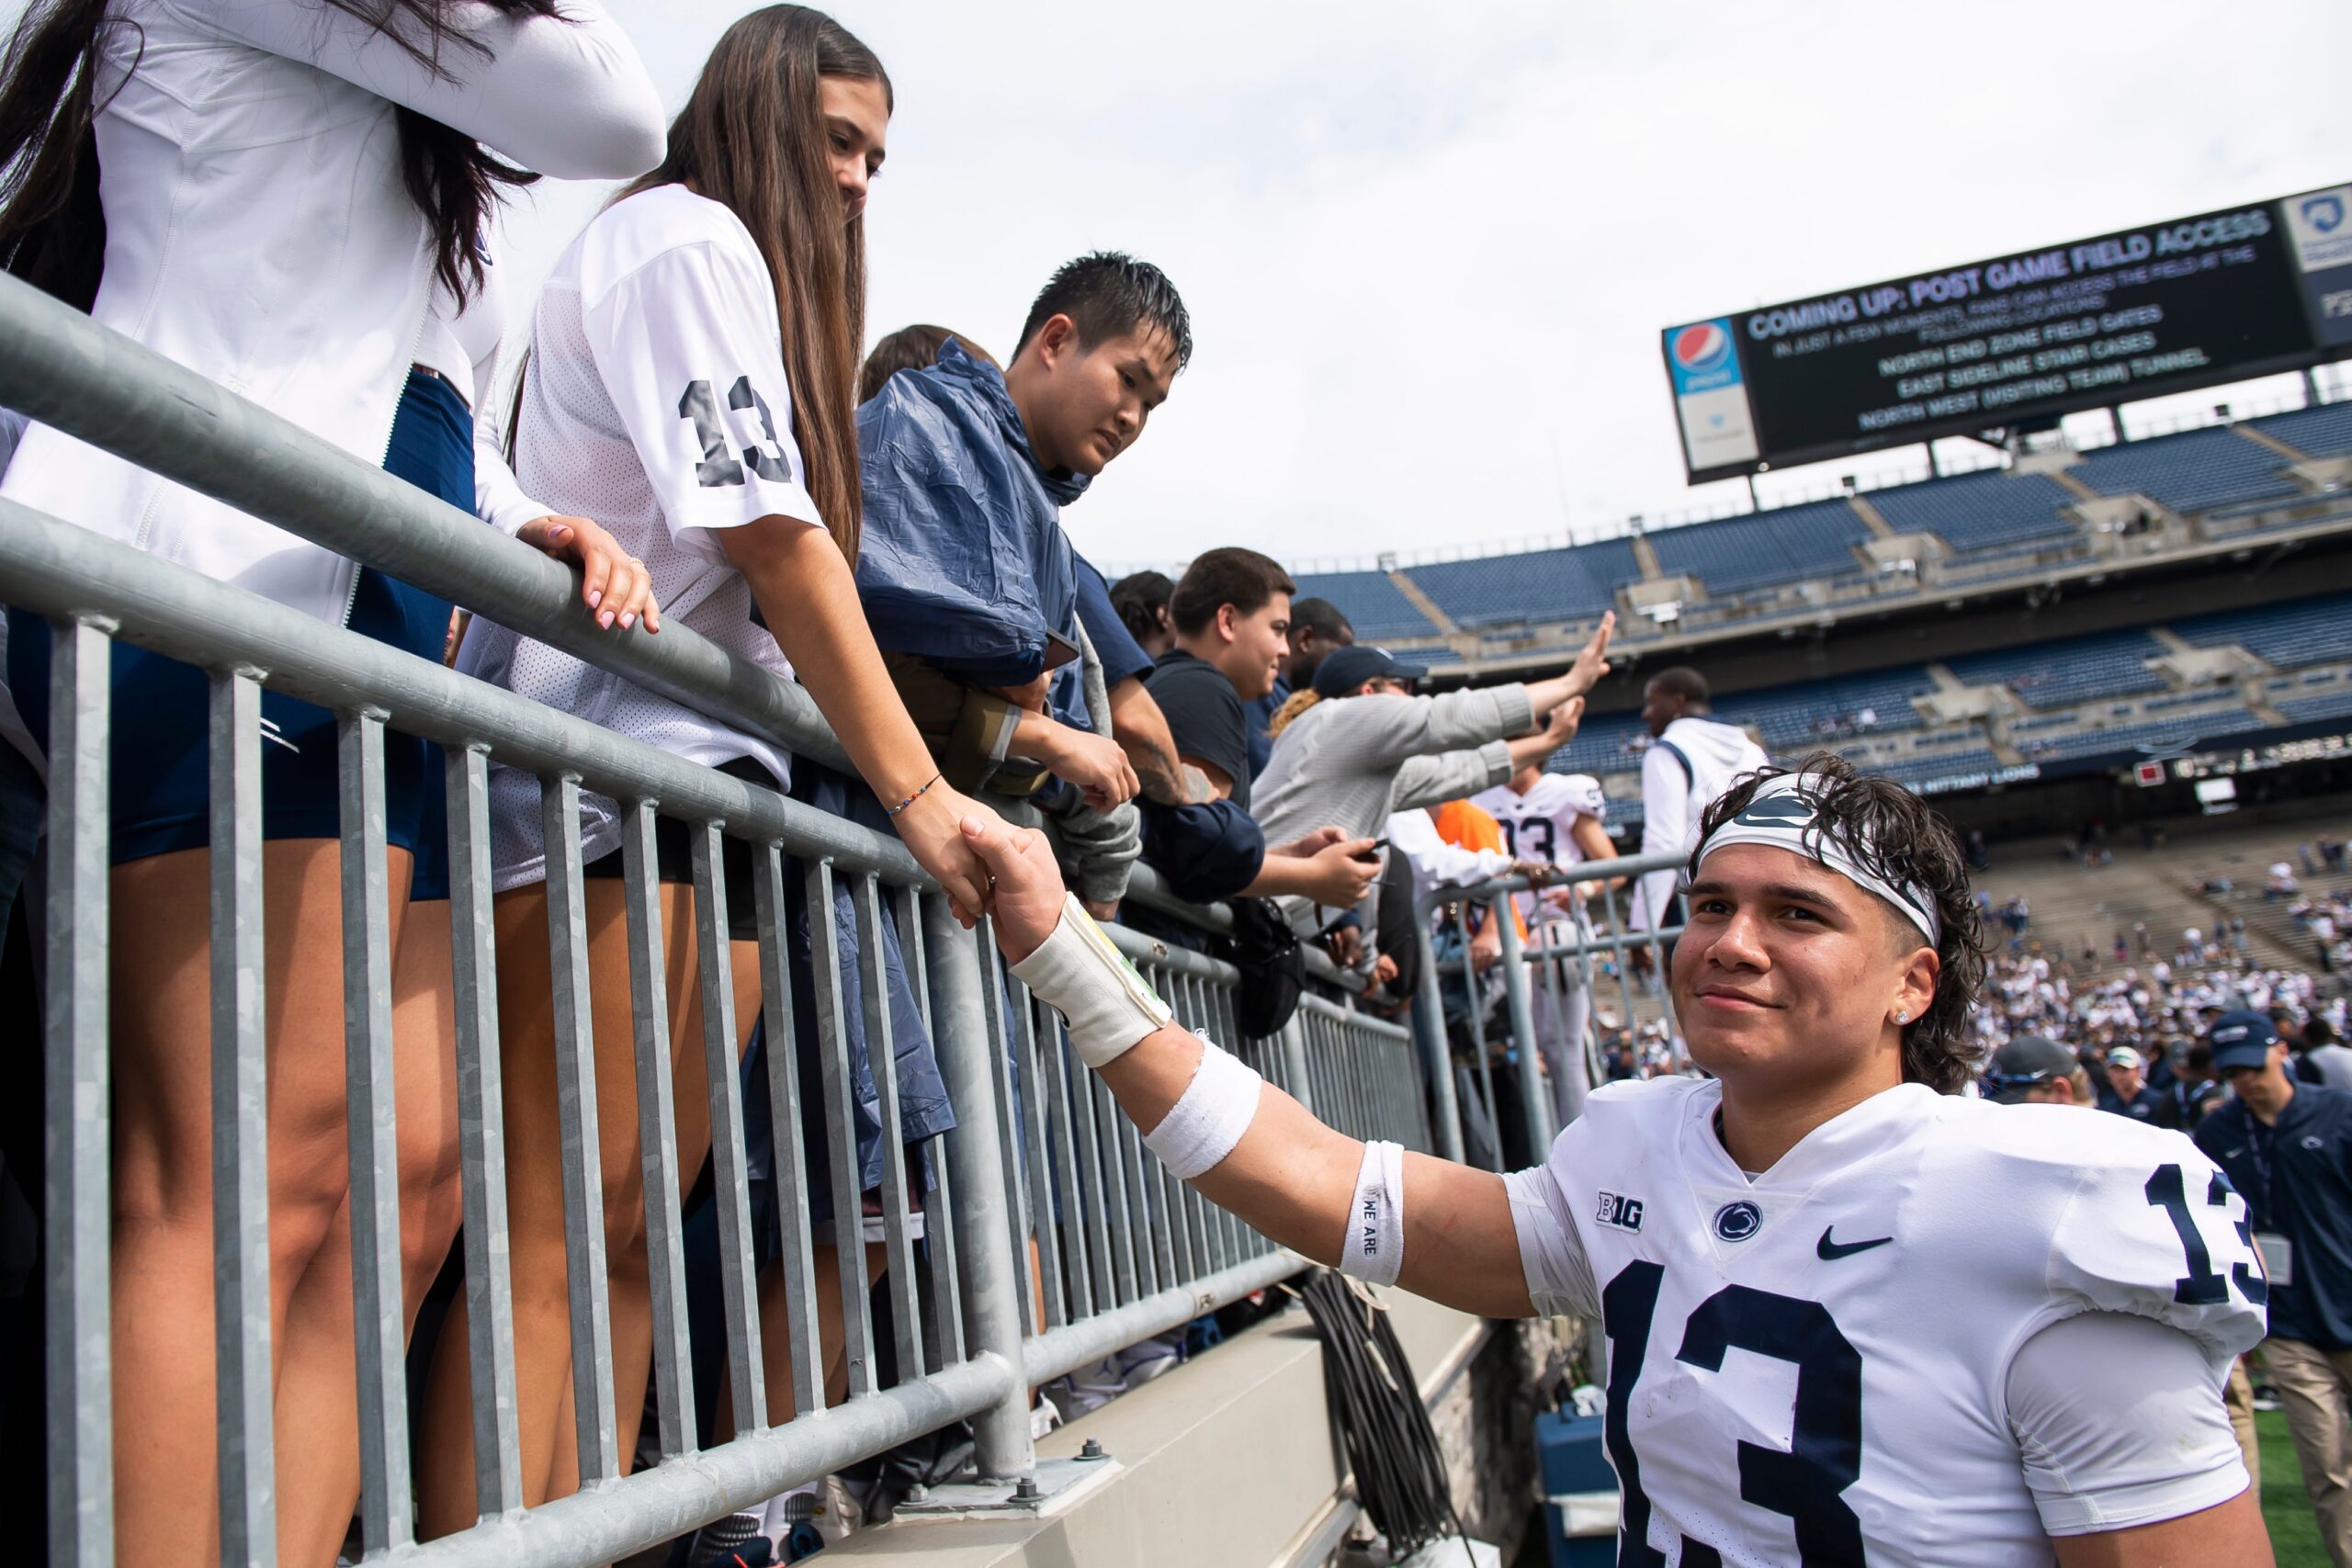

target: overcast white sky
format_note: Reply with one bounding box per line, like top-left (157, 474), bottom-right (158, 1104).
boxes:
top-left (31, 0), bottom-right (2352, 570)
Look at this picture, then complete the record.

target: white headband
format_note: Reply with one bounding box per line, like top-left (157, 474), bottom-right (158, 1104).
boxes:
top-left (1692, 773), bottom-right (1942, 946)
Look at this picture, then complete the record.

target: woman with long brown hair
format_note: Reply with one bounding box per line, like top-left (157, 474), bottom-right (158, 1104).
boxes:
top-left (0, 0), bottom-right (665, 1558)
top-left (424, 6), bottom-right (999, 1533)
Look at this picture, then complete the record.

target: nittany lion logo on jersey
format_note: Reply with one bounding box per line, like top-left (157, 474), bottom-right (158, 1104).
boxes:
top-left (1712, 1200), bottom-right (1763, 1242)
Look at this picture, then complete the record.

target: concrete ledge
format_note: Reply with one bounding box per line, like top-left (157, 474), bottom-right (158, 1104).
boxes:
top-left (823, 1288), bottom-right (1483, 1567)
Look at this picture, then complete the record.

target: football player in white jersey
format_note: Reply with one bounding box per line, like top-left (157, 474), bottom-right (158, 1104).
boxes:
top-left (1477, 763), bottom-right (1616, 1123)
top-left (961, 755), bottom-right (2270, 1566)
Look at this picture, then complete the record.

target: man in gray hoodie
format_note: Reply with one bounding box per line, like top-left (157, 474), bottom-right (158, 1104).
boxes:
top-left (1631, 666), bottom-right (1770, 940)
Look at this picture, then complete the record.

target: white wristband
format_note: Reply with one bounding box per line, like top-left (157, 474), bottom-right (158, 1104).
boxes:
top-left (1142, 1040), bottom-right (1261, 1179)
top-left (1009, 893), bottom-right (1174, 1068)
top-left (1339, 1140), bottom-right (1406, 1287)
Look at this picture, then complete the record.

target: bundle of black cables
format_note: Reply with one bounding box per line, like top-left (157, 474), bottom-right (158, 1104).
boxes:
top-left (1297, 1268), bottom-right (1473, 1563)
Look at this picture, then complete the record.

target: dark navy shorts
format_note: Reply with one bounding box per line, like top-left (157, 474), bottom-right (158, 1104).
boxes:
top-left (6, 368), bottom-right (469, 897)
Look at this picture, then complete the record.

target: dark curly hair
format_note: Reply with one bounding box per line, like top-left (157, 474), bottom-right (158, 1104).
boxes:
top-left (1689, 751), bottom-right (1989, 1094)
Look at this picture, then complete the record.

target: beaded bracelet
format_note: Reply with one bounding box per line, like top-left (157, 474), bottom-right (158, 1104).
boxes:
top-left (886, 772), bottom-right (943, 818)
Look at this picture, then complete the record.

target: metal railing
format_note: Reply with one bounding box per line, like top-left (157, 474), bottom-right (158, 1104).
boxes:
top-left (1409, 852), bottom-right (1690, 1169)
top-left (0, 272), bottom-right (1434, 1567)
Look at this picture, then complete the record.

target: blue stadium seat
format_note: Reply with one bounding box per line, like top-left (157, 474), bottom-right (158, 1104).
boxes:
top-left (1946, 628), bottom-right (2165, 710)
top-left (2172, 590), bottom-right (2352, 671)
top-left (1286, 570), bottom-right (1435, 640)
top-left (1711, 664), bottom-right (1935, 751)
top-left (1647, 499), bottom-right (1871, 596)
top-left (1871, 748), bottom-right (2000, 784)
top-left (1866, 471), bottom-right (2077, 554)
top-left (2016, 709), bottom-right (2257, 762)
top-left (2070, 427), bottom-right (2298, 513)
top-left (1544, 709), bottom-right (1650, 777)
top-left (1411, 539), bottom-right (1643, 630)
top-left (2251, 402), bottom-right (2352, 460)
top-left (2279, 688), bottom-right (2352, 726)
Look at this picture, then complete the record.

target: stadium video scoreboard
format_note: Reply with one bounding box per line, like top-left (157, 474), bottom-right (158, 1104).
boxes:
top-left (1664, 184), bottom-right (2352, 483)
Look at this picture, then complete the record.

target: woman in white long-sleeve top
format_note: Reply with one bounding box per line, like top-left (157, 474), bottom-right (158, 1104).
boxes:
top-left (0, 1), bottom-right (665, 1556)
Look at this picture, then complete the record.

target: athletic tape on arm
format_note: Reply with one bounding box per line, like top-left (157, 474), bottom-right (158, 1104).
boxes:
top-left (1010, 892), bottom-right (1174, 1068)
top-left (1141, 1040), bottom-right (1262, 1179)
top-left (1339, 1140), bottom-right (1406, 1287)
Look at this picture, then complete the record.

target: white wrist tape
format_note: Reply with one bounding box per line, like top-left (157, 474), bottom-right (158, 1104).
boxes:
top-left (1141, 1040), bottom-right (1262, 1179)
top-left (1339, 1140), bottom-right (1407, 1287)
top-left (1010, 893), bottom-right (1174, 1069)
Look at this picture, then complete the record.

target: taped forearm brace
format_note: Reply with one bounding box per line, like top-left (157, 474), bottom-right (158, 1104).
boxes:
top-left (1339, 1140), bottom-right (1406, 1287)
top-left (1009, 893), bottom-right (1173, 1068)
top-left (1141, 1040), bottom-right (1262, 1179)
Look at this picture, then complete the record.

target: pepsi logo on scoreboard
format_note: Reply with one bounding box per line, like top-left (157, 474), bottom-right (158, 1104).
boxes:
top-left (1665, 317), bottom-right (1741, 394)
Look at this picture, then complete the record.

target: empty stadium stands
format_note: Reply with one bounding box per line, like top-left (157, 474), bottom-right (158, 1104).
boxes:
top-left (1647, 498), bottom-right (1871, 595)
top-left (2173, 589), bottom-right (2352, 670)
top-left (1284, 569), bottom-right (1433, 639)
top-left (1867, 470), bottom-right (2078, 553)
top-left (1945, 627), bottom-right (2166, 709)
top-left (1712, 663), bottom-right (1934, 750)
top-left (2016, 708), bottom-right (2259, 762)
top-left (2253, 401), bottom-right (2352, 459)
top-left (1411, 538), bottom-right (1640, 629)
top-left (2071, 426), bottom-right (2299, 513)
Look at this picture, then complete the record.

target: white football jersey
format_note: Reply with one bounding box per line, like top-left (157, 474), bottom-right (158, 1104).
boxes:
top-left (1507, 1077), bottom-right (2264, 1565)
top-left (1476, 773), bottom-right (1607, 870)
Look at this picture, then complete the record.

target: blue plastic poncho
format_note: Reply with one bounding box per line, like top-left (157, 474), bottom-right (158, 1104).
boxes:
top-left (854, 341), bottom-right (1086, 690)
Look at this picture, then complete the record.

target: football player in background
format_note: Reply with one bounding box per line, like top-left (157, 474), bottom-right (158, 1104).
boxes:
top-left (1477, 761), bottom-right (1618, 1124)
top-left (963, 754), bottom-right (2270, 1566)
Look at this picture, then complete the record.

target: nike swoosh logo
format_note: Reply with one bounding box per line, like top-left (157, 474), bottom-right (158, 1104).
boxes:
top-left (1817, 1227), bottom-right (1894, 1260)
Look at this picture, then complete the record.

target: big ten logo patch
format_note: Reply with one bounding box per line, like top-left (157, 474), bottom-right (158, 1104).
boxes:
top-left (1596, 1191), bottom-right (1645, 1233)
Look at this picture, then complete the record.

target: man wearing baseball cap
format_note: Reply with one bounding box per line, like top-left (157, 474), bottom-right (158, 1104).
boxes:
top-left (2196, 1009), bottom-right (2352, 1565)
top-left (1983, 1035), bottom-right (2092, 1105)
top-left (2099, 1045), bottom-right (2164, 1124)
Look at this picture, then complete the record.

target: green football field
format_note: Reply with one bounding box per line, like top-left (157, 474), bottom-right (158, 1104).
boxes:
top-left (2262, 1408), bottom-right (2330, 1568)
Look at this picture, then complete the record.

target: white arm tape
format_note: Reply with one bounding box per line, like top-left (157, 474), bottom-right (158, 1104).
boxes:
top-left (1339, 1140), bottom-right (1406, 1288)
top-left (1141, 1039), bottom-right (1261, 1179)
top-left (1010, 893), bottom-right (1174, 1068)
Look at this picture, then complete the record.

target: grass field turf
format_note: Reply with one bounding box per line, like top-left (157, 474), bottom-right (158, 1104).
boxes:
top-left (2262, 1407), bottom-right (2331, 1568)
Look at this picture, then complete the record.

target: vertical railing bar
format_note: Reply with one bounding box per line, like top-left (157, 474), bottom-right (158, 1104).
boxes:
top-left (1043, 1012), bottom-right (1095, 1321)
top-left (978, 933), bottom-right (1038, 1340)
top-left (1012, 981), bottom-right (1067, 1332)
top-left (338, 710), bottom-right (413, 1552)
top-left (752, 843), bottom-right (824, 1421)
top-left (1092, 1072), bottom-right (1139, 1305)
top-left (1462, 905), bottom-right (1503, 1172)
top-left (804, 858), bottom-right (877, 1398)
top-left (44, 617), bottom-right (111, 1568)
top-left (541, 774), bottom-right (619, 1481)
top-left (618, 798), bottom-right (695, 1458)
top-left (209, 669), bottom-right (276, 1566)
top-left (1115, 1093), bottom-right (1161, 1298)
top-left (898, 886), bottom-right (963, 1373)
top-left (1066, 1020), bottom-right (1118, 1309)
top-left (1600, 883), bottom-right (1640, 1054)
top-left (447, 743), bottom-right (521, 1517)
top-left (691, 822), bottom-right (767, 1433)
top-left (1410, 917), bottom-right (1465, 1164)
top-left (852, 874), bottom-right (924, 1386)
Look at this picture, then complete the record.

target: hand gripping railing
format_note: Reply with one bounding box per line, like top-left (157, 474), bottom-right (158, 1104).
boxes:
top-left (0, 270), bottom-right (1427, 1567)
top-left (1411, 852), bottom-right (1690, 1168)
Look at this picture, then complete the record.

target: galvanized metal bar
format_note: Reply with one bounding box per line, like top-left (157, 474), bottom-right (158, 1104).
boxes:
top-left (339, 709), bottom-right (413, 1552)
top-left (1410, 919), bottom-right (1465, 1163)
top-left (925, 909), bottom-right (1035, 1481)
top-left (1598, 876), bottom-right (1641, 1047)
top-left (1495, 895), bottom-right (1555, 1153)
top-left (1115, 1092), bottom-right (1165, 1298)
top-left (896, 885), bottom-right (964, 1373)
top-left (1459, 908), bottom-right (1504, 1172)
top-left (1010, 979), bottom-right (1065, 1333)
top-left (446, 743), bottom-right (522, 1517)
top-left (618, 800), bottom-right (695, 1459)
top-left (540, 775), bottom-right (619, 1482)
top-left (751, 844), bottom-right (823, 1422)
top-left (978, 942), bottom-right (1038, 1339)
top-left (803, 857), bottom-right (876, 1399)
top-left (1021, 1249), bottom-right (1305, 1389)
top-left (1064, 1014), bottom-right (1117, 1309)
top-left (691, 822), bottom-right (766, 1433)
top-left (851, 874), bottom-right (923, 1386)
top-left (1092, 1071), bottom-right (1139, 1306)
top-left (208, 668), bottom-right (276, 1566)
top-left (43, 618), bottom-right (110, 1568)
top-left (1278, 1014), bottom-right (1314, 1116)
top-left (1041, 1010), bottom-right (1095, 1322)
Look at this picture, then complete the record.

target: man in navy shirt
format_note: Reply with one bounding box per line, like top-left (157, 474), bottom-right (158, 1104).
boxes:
top-left (2098, 1044), bottom-right (2165, 1123)
top-left (2196, 1010), bottom-right (2352, 1565)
